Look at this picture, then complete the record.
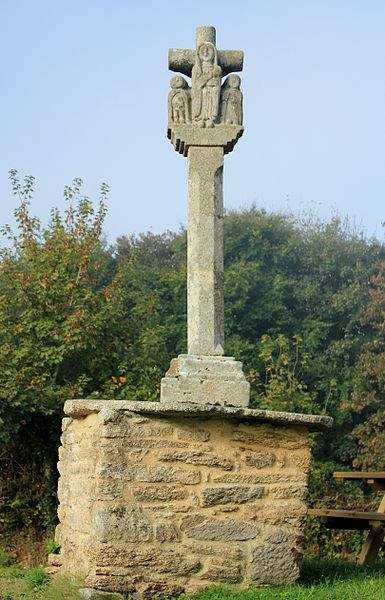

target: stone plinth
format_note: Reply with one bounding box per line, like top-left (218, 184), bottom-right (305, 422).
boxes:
top-left (160, 355), bottom-right (250, 407)
top-left (52, 400), bottom-right (332, 598)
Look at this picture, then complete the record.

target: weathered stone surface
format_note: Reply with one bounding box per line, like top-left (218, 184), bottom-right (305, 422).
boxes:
top-left (64, 399), bottom-right (333, 431)
top-left (134, 580), bottom-right (186, 599)
top-left (201, 557), bottom-right (242, 583)
top-left (286, 452), bottom-right (312, 471)
top-left (161, 355), bottom-right (250, 407)
top-left (102, 463), bottom-right (201, 485)
top-left (83, 575), bottom-right (134, 594)
top-left (232, 424), bottom-right (309, 449)
top-left (182, 515), bottom-right (260, 541)
top-left (56, 398), bottom-right (320, 593)
top-left (155, 523), bottom-right (180, 542)
top-left (176, 426), bottom-right (211, 442)
top-left (133, 485), bottom-right (188, 503)
top-left (181, 542), bottom-right (242, 559)
top-left (144, 504), bottom-right (195, 518)
top-left (250, 544), bottom-right (301, 584)
top-left (96, 480), bottom-right (124, 502)
top-left (128, 465), bottom-right (201, 485)
top-left (93, 506), bottom-right (153, 543)
top-left (244, 500), bottom-right (307, 526)
top-left (269, 484), bottom-right (307, 500)
top-left (160, 449), bottom-right (233, 470)
top-left (169, 26), bottom-right (243, 77)
top-left (212, 473), bottom-right (307, 485)
top-left (264, 527), bottom-right (299, 545)
top-left (90, 546), bottom-right (200, 575)
top-left (244, 451), bottom-right (276, 469)
top-left (103, 422), bottom-right (174, 439)
top-left (201, 485), bottom-right (263, 506)
top-left (79, 589), bottom-right (125, 600)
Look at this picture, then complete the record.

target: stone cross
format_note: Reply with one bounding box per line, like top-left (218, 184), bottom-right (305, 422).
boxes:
top-left (161, 26), bottom-right (250, 408)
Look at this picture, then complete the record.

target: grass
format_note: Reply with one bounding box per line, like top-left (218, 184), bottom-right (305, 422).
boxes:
top-left (0, 557), bottom-right (385, 599)
top-left (0, 558), bottom-right (80, 600)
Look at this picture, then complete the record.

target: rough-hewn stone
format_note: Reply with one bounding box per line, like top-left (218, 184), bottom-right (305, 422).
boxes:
top-left (244, 451), bottom-right (276, 469)
top-left (155, 523), bottom-right (180, 542)
top-left (55, 400), bottom-right (328, 595)
top-left (128, 465), bottom-right (201, 485)
top-left (201, 485), bottom-right (264, 506)
top-left (212, 473), bottom-right (307, 485)
top-left (160, 449), bottom-right (233, 470)
top-left (64, 399), bottom-right (332, 431)
top-left (182, 515), bottom-right (260, 541)
top-left (250, 543), bottom-right (301, 584)
top-left (201, 557), bottom-right (242, 583)
top-left (161, 354), bottom-right (250, 407)
top-left (93, 506), bottom-right (153, 543)
top-left (133, 485), bottom-right (188, 503)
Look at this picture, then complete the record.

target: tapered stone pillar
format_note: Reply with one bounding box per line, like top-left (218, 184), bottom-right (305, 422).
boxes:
top-left (187, 146), bottom-right (224, 356)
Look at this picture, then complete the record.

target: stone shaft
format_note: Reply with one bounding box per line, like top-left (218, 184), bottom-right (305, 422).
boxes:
top-left (187, 146), bottom-right (224, 356)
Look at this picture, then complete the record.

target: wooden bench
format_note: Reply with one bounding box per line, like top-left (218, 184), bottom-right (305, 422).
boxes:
top-left (308, 471), bottom-right (385, 564)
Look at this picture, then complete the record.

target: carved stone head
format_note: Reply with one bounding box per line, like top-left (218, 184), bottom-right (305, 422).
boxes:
top-left (170, 75), bottom-right (189, 90)
top-left (196, 42), bottom-right (218, 69)
top-left (227, 74), bottom-right (241, 89)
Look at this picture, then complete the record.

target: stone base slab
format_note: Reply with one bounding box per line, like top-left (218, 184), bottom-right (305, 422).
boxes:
top-left (54, 400), bottom-right (332, 597)
top-left (160, 354), bottom-right (250, 407)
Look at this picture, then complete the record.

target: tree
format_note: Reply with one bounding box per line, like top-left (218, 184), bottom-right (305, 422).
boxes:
top-left (0, 172), bottom-right (126, 531)
top-left (349, 262), bottom-right (385, 469)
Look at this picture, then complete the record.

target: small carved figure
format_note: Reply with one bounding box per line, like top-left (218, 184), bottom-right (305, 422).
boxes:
top-left (220, 74), bottom-right (243, 126)
top-left (191, 42), bottom-right (222, 128)
top-left (168, 76), bottom-right (191, 125)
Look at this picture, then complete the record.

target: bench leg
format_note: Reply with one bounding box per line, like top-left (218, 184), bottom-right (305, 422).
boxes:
top-left (358, 525), bottom-right (385, 565)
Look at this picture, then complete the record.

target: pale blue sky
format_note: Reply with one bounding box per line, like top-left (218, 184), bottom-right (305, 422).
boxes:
top-left (1, 0), bottom-right (385, 242)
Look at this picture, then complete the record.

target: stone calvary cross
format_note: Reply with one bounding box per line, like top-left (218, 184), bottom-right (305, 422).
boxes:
top-left (161, 26), bottom-right (250, 408)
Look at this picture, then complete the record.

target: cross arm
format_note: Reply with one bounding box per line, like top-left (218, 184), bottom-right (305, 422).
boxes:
top-left (168, 48), bottom-right (244, 77)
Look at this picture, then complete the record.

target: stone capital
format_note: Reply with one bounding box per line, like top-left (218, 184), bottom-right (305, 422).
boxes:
top-left (167, 124), bottom-right (244, 156)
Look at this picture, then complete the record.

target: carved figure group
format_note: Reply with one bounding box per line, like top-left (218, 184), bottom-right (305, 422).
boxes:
top-left (168, 42), bottom-right (243, 128)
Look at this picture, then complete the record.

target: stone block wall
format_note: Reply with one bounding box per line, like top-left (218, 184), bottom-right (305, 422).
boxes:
top-left (53, 400), bottom-right (331, 597)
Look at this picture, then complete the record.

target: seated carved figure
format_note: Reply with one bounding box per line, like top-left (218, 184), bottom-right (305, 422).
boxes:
top-left (220, 74), bottom-right (243, 126)
top-left (168, 76), bottom-right (191, 125)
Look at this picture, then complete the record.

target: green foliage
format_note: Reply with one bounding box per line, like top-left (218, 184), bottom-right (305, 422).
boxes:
top-left (0, 567), bottom-right (81, 600)
top-left (45, 540), bottom-right (60, 555)
top-left (24, 567), bottom-right (49, 588)
top-left (0, 172), bottom-right (127, 533)
top-left (253, 334), bottom-right (316, 413)
top-left (347, 262), bottom-right (385, 469)
top-left (0, 547), bottom-right (14, 567)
